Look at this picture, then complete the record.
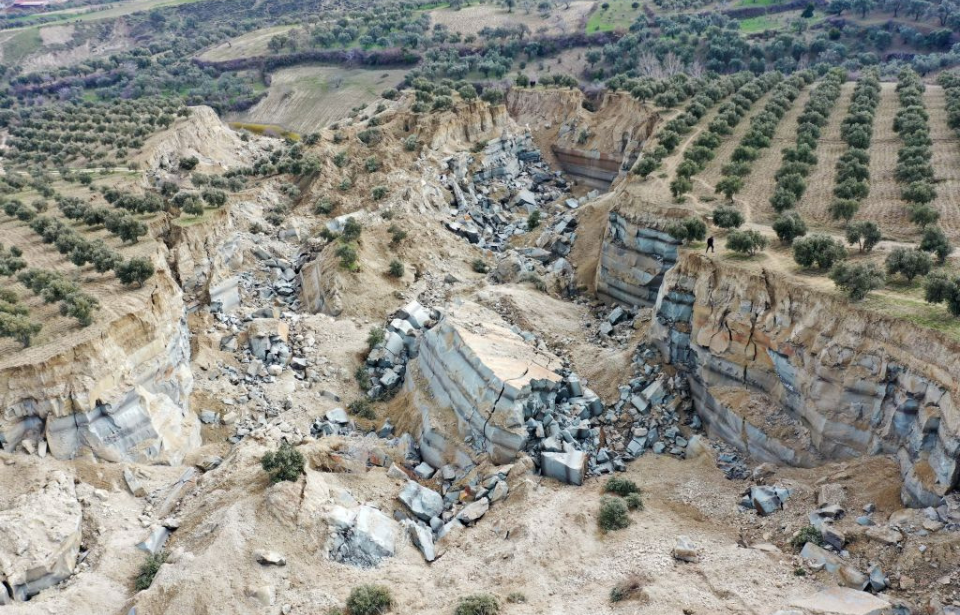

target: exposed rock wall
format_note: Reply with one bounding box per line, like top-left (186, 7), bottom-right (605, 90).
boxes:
top-left (0, 268), bottom-right (199, 464)
top-left (404, 302), bottom-right (563, 466)
top-left (506, 88), bottom-right (659, 189)
top-left (595, 207), bottom-right (681, 308)
top-left (648, 254), bottom-right (960, 506)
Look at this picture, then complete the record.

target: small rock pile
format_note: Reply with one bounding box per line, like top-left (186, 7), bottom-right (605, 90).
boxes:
top-left (357, 300), bottom-right (440, 400)
top-left (394, 461), bottom-right (516, 563)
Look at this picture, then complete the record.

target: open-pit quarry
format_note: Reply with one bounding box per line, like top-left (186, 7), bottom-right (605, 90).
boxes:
top-left (0, 88), bottom-right (957, 615)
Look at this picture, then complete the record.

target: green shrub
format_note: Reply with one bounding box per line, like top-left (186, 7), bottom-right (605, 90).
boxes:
top-left (355, 365), bottom-right (372, 390)
top-left (388, 224), bottom-right (407, 247)
top-left (346, 585), bottom-right (393, 615)
top-left (598, 496), bottom-right (631, 532)
top-left (342, 218), bottom-right (363, 241)
top-left (388, 259), bottom-right (404, 278)
top-left (471, 258), bottom-right (489, 274)
top-left (315, 198), bottom-right (335, 215)
top-left (885, 247), bottom-right (931, 281)
top-left (790, 525), bottom-right (823, 550)
top-left (665, 217), bottom-right (706, 243)
top-left (829, 262), bottom-right (885, 300)
top-left (134, 551), bottom-right (167, 591)
top-left (505, 592), bottom-right (526, 604)
top-left (725, 230), bottom-right (768, 256)
top-left (367, 326), bottom-right (385, 348)
top-left (527, 210), bottom-right (541, 230)
top-left (348, 398), bottom-right (376, 420)
top-left (712, 206), bottom-right (744, 229)
top-left (454, 593), bottom-right (500, 615)
top-left (372, 186), bottom-right (388, 201)
top-left (772, 211), bottom-right (807, 244)
top-left (793, 235), bottom-right (847, 270)
top-left (604, 476), bottom-right (640, 497)
top-left (624, 493), bottom-right (644, 511)
top-left (336, 244), bottom-right (359, 270)
top-left (920, 226), bottom-right (953, 263)
top-left (845, 221), bottom-right (881, 253)
top-left (261, 442), bottom-right (304, 483)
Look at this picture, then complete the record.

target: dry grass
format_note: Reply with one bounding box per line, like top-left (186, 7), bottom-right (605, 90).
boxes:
top-left (227, 66), bottom-right (408, 133)
top-left (197, 25), bottom-right (298, 62)
top-left (428, 1), bottom-right (593, 37)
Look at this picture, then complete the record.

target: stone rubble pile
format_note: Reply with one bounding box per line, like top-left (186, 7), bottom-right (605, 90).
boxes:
top-left (357, 301), bottom-right (441, 401)
top-left (440, 142), bottom-right (592, 288)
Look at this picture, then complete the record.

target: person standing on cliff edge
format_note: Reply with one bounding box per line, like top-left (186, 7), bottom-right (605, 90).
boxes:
top-left (706, 236), bottom-right (715, 254)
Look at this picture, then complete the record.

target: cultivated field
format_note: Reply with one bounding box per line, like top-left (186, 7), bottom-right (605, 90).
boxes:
top-left (0, 175), bottom-right (157, 358)
top-left (795, 81), bottom-right (854, 230)
top-left (735, 86), bottom-right (812, 224)
top-left (227, 66), bottom-right (409, 134)
top-left (585, 0), bottom-right (644, 32)
top-left (197, 25), bottom-right (298, 62)
top-left (429, 1), bottom-right (593, 36)
top-left (853, 82), bottom-right (904, 235)
top-left (925, 86), bottom-right (960, 240)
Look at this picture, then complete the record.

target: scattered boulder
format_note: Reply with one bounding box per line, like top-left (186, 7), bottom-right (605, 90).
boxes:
top-left (457, 498), bottom-right (490, 525)
top-left (750, 485), bottom-right (790, 516)
top-left (541, 450), bottom-right (587, 486)
top-left (326, 505), bottom-right (397, 568)
top-left (398, 481), bottom-right (444, 522)
top-left (788, 588), bottom-right (890, 615)
top-left (672, 536), bottom-right (699, 563)
top-left (255, 551), bottom-right (287, 566)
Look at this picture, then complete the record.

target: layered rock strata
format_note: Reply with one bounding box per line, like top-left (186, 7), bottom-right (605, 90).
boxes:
top-left (647, 253), bottom-right (960, 506)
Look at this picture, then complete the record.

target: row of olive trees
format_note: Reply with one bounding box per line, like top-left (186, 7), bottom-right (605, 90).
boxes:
top-left (769, 68), bottom-right (845, 214)
top-left (634, 72), bottom-right (755, 181)
top-left (828, 68), bottom-right (881, 222)
top-left (668, 72), bottom-right (782, 199)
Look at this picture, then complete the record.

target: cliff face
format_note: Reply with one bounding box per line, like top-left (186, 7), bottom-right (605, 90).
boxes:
top-left (0, 267), bottom-right (199, 464)
top-left (646, 253), bottom-right (959, 506)
top-left (507, 88), bottom-right (659, 189)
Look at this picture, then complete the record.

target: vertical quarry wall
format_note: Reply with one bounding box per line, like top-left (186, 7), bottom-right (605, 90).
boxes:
top-left (593, 201), bottom-right (959, 506)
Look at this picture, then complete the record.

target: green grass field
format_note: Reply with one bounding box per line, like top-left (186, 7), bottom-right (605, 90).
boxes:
top-left (0, 28), bottom-right (42, 64)
top-left (586, 0), bottom-right (643, 32)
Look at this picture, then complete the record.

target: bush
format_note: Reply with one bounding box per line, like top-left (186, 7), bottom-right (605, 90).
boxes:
top-left (624, 493), bottom-right (644, 511)
top-left (454, 594), bottom-right (500, 615)
top-left (367, 326), bottom-right (385, 349)
top-left (598, 495), bottom-right (631, 532)
top-left (886, 247), bottom-right (931, 281)
top-left (388, 224), bottom-right (407, 247)
top-left (828, 198), bottom-right (859, 222)
top-left (342, 218), bottom-right (363, 242)
top-left (506, 592), bottom-right (526, 604)
top-left (604, 476), bottom-right (640, 497)
top-left (845, 221), bottom-right (881, 253)
top-left (116, 257), bottom-right (155, 288)
top-left (471, 258), bottom-right (489, 274)
top-left (134, 551), bottom-right (167, 591)
top-left (388, 259), bottom-right (404, 278)
top-left (527, 210), bottom-right (541, 230)
top-left (726, 230), bottom-right (768, 256)
top-left (665, 217), bottom-right (706, 243)
top-left (346, 585), bottom-right (393, 615)
top-left (790, 525), bottom-right (824, 550)
top-left (712, 206), bottom-right (744, 229)
top-left (355, 365), bottom-right (372, 390)
top-left (920, 226), bottom-right (952, 263)
top-left (829, 262), bottom-right (885, 300)
top-left (908, 203), bottom-right (939, 228)
top-left (0, 313), bottom-right (42, 347)
top-left (609, 575), bottom-right (645, 603)
top-left (261, 442), bottom-right (304, 483)
top-left (371, 186), bottom-right (388, 201)
top-left (772, 211), bottom-right (807, 244)
top-left (348, 398), bottom-right (376, 420)
top-left (179, 156), bottom-right (199, 171)
top-left (793, 235), bottom-right (846, 270)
